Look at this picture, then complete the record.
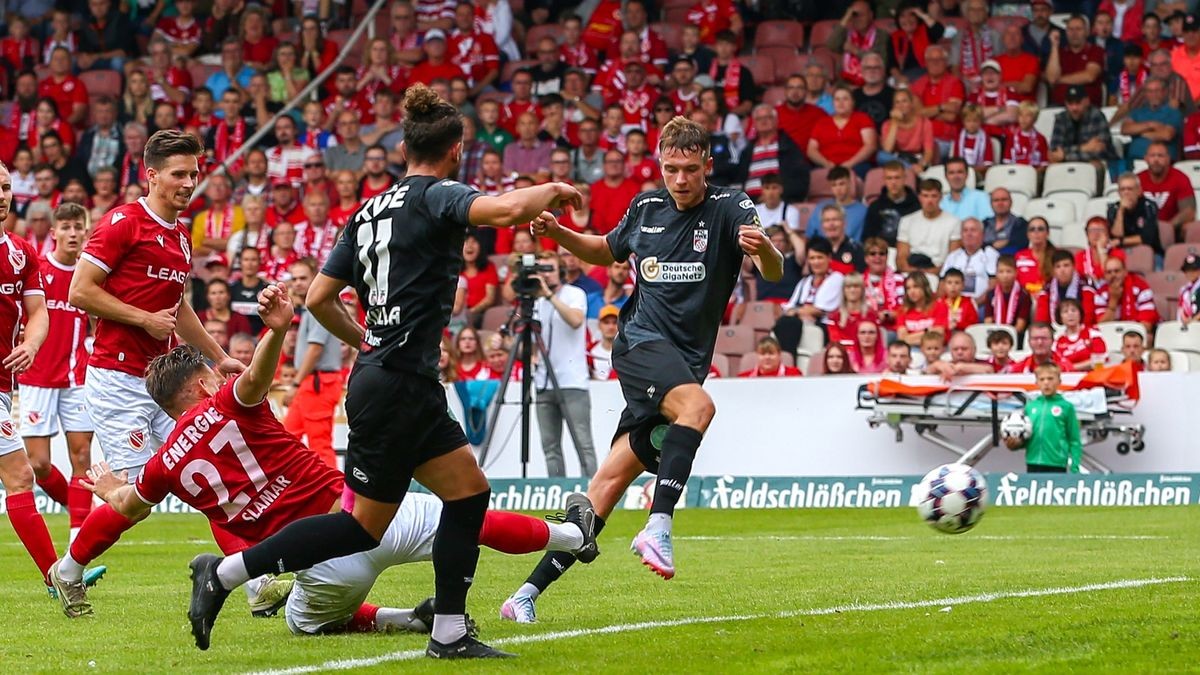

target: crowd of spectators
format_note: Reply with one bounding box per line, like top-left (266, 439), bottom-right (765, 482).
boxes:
top-left (3, 0), bottom-right (1200, 399)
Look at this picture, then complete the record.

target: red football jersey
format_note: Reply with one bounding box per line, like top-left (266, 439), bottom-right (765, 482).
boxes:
top-left (80, 199), bottom-right (191, 377)
top-left (686, 0), bottom-right (737, 44)
top-left (499, 100), bottom-right (541, 136)
top-left (0, 234), bottom-right (44, 393)
top-left (294, 220), bottom-right (339, 266)
top-left (448, 30), bottom-right (499, 88)
top-left (37, 75), bottom-right (88, 122)
top-left (1054, 327), bottom-right (1106, 370)
top-left (18, 255), bottom-right (88, 389)
top-left (156, 17), bottom-right (203, 49)
top-left (135, 378), bottom-right (342, 545)
top-left (149, 66), bottom-right (193, 120)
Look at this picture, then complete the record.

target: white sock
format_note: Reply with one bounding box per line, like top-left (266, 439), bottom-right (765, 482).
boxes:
top-left (516, 582), bottom-right (540, 601)
top-left (432, 613), bottom-right (469, 644)
top-left (376, 607), bottom-right (425, 633)
top-left (215, 553), bottom-right (250, 590)
top-left (646, 513), bottom-right (672, 534)
top-left (58, 553), bottom-right (84, 583)
top-left (546, 521), bottom-right (584, 553)
top-left (68, 527), bottom-right (80, 547)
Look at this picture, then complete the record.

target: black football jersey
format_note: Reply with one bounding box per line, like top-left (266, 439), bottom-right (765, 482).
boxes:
top-left (323, 175), bottom-right (480, 379)
top-left (605, 184), bottom-right (761, 379)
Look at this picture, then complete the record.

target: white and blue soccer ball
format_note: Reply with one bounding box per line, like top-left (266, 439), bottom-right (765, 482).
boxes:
top-left (1001, 412), bottom-right (1033, 444)
top-left (916, 463), bottom-right (988, 534)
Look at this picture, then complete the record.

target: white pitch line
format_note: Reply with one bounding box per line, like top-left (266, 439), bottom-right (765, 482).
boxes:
top-left (0, 540), bottom-right (209, 547)
top-left (676, 534), bottom-right (1169, 542)
top-left (244, 576), bottom-right (1190, 675)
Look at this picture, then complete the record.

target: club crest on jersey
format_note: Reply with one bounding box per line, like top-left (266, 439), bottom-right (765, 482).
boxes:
top-left (129, 429), bottom-right (146, 450)
top-left (179, 234), bottom-right (191, 264)
top-left (693, 228), bottom-right (708, 253)
top-left (26, 411), bottom-right (41, 425)
top-left (8, 248), bottom-right (25, 272)
top-left (0, 420), bottom-right (14, 438)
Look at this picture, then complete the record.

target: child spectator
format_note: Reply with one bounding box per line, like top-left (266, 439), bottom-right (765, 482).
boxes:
top-left (1147, 348), bottom-right (1172, 371)
top-left (1053, 298), bottom-right (1107, 371)
top-left (1003, 101), bottom-right (1049, 168)
top-left (589, 304), bottom-right (620, 380)
top-left (826, 273), bottom-right (877, 346)
top-left (934, 268), bottom-right (980, 331)
top-left (1035, 250), bottom-right (1097, 325)
top-left (1177, 254), bottom-right (1200, 322)
top-left (481, 333), bottom-right (520, 382)
top-left (438, 334), bottom-right (459, 384)
top-left (624, 129), bottom-right (659, 183)
top-left (914, 330), bottom-right (946, 371)
top-left (951, 104), bottom-right (995, 175)
top-left (1111, 42), bottom-right (1147, 110)
top-left (895, 272), bottom-right (945, 346)
top-left (754, 173), bottom-right (800, 231)
top-left (1005, 362), bottom-right (1082, 474)
top-left (849, 319), bottom-right (886, 374)
top-left (820, 343), bottom-right (857, 375)
top-left (973, 60), bottom-right (1018, 134)
top-left (983, 255), bottom-right (1032, 336)
top-left (1, 16), bottom-right (38, 76)
top-left (738, 336), bottom-right (802, 377)
top-left (985, 329), bottom-right (1018, 373)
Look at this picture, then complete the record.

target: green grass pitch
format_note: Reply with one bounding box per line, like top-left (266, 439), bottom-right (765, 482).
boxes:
top-left (1, 506), bottom-right (1197, 673)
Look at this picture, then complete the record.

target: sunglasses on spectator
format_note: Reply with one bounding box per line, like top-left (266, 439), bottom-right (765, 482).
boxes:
top-left (304, 162), bottom-right (324, 168)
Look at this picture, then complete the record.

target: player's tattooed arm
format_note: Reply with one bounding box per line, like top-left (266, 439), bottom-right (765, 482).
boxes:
top-left (82, 462), bottom-right (153, 521)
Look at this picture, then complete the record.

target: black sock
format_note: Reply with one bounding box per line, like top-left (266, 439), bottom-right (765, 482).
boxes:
top-left (242, 511), bottom-right (379, 578)
top-left (525, 515), bottom-right (606, 592)
top-left (650, 425), bottom-right (703, 516)
top-left (433, 490), bottom-right (490, 615)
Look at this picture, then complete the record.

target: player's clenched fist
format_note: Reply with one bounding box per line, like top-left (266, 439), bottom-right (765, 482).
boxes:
top-left (738, 224), bottom-right (771, 257)
top-left (547, 182), bottom-right (583, 210)
top-left (257, 282), bottom-right (294, 333)
top-left (531, 211), bottom-right (561, 238)
top-left (143, 306), bottom-right (178, 341)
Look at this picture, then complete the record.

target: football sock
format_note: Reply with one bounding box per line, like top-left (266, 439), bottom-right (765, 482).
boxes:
top-left (650, 425), bottom-right (703, 517)
top-left (238, 511), bottom-right (380, 586)
top-left (376, 607), bottom-right (424, 632)
top-left (432, 614), bottom-right (470, 645)
top-left (346, 603), bottom-right (381, 632)
top-left (37, 466), bottom-right (69, 506)
top-left (216, 553), bottom-right (249, 590)
top-left (67, 477), bottom-right (93, 532)
top-left (6, 492), bottom-right (57, 582)
top-left (546, 520), bottom-right (585, 552)
top-left (523, 515), bottom-right (606, 594)
top-left (479, 510), bottom-right (550, 554)
top-left (65, 503), bottom-right (137, 581)
top-left (58, 552), bottom-right (84, 581)
top-left (646, 512), bottom-right (672, 534)
top-left (517, 582), bottom-right (541, 600)
top-left (432, 490), bottom-right (489, 617)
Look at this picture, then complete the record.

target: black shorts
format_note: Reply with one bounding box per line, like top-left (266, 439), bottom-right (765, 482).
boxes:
top-left (611, 340), bottom-right (700, 473)
top-left (343, 362), bottom-right (468, 503)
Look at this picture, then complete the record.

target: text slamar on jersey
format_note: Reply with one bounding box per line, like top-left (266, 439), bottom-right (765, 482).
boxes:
top-left (158, 407), bottom-right (290, 524)
top-left (355, 181), bottom-right (413, 346)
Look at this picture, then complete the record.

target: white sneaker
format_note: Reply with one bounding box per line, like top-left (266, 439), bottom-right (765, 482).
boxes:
top-left (248, 576), bottom-right (293, 617)
top-left (499, 594), bottom-right (537, 623)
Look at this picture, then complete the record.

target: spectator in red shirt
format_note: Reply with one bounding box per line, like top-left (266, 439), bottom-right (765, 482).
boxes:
top-left (589, 149), bottom-right (642, 235)
top-left (31, 98), bottom-right (75, 161)
top-left (911, 44), bottom-right (965, 157)
top-left (808, 84), bottom-right (878, 178)
top-left (685, 0), bottom-right (743, 46)
top-left (239, 7), bottom-right (277, 71)
top-left (608, 61), bottom-right (660, 130)
top-left (1004, 100), bottom-right (1050, 168)
top-left (0, 15), bottom-right (38, 76)
top-left (933, 268), bottom-right (980, 331)
top-left (500, 69), bottom-right (541, 135)
top-left (738, 336), bottom-right (802, 377)
top-left (1097, 256), bottom-right (1158, 333)
top-left (1138, 140), bottom-right (1196, 237)
top-left (826, 272), bottom-right (877, 346)
top-left (995, 23), bottom-right (1040, 101)
top-left (776, 73), bottom-right (827, 152)
top-left (1015, 216), bottom-right (1055, 295)
top-left (1121, 331), bottom-right (1146, 372)
top-left (1076, 215), bottom-right (1127, 286)
top-left (461, 234), bottom-right (498, 326)
top-left (896, 272), bottom-right (945, 345)
top-left (624, 129), bottom-right (659, 184)
top-left (1036, 250), bottom-right (1098, 325)
top-left (38, 47), bottom-right (88, 128)
top-left (356, 38), bottom-right (408, 109)
top-left (1047, 15), bottom-right (1106, 105)
top-left (561, 14), bottom-right (600, 77)
top-left (408, 29), bottom-right (465, 87)
top-left (448, 2), bottom-right (500, 95)
top-left (1054, 298), bottom-right (1107, 371)
top-left (611, 0), bottom-right (669, 70)
top-left (154, 0), bottom-right (203, 58)
top-left (828, 1), bottom-right (889, 88)
top-left (1016, 322), bottom-right (1074, 372)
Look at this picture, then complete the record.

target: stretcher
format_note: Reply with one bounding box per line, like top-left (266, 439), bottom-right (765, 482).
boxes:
top-left (855, 363), bottom-right (1145, 474)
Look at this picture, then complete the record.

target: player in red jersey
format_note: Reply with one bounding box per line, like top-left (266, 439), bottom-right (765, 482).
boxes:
top-left (18, 203), bottom-right (95, 546)
top-left (50, 131), bottom-right (247, 612)
top-left (80, 283), bottom-right (592, 635)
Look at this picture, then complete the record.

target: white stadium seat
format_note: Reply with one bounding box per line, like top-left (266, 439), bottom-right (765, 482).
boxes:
top-left (1173, 160), bottom-right (1200, 189)
top-left (1132, 159), bottom-right (1148, 173)
top-left (1035, 107), bottom-right (1061, 141)
top-left (1096, 321), bottom-right (1147, 353)
top-left (1154, 320), bottom-right (1200, 354)
top-left (965, 324), bottom-right (1018, 355)
top-left (1009, 192), bottom-right (1030, 217)
top-left (922, 164), bottom-right (977, 192)
top-left (1083, 196), bottom-right (1113, 221)
top-left (1043, 162), bottom-right (1098, 197)
top-left (797, 320), bottom-right (826, 355)
top-left (1056, 221), bottom-right (1090, 250)
top-left (1163, 350), bottom-right (1194, 372)
top-left (984, 164), bottom-right (1038, 198)
top-left (1023, 197), bottom-right (1077, 228)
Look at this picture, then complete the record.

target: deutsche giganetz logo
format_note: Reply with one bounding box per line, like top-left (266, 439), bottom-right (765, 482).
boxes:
top-left (639, 257), bottom-right (706, 283)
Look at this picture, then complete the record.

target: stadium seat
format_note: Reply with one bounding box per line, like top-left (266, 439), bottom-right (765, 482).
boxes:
top-left (1034, 108), bottom-right (1061, 141)
top-left (663, 6), bottom-right (689, 24)
top-left (650, 22), bottom-right (683, 52)
top-left (1184, 221), bottom-right (1200, 243)
top-left (1056, 221), bottom-right (1090, 251)
top-left (1163, 349), bottom-right (1193, 372)
top-left (1023, 197), bottom-right (1076, 229)
top-left (502, 59), bottom-right (539, 83)
top-left (1132, 159), bottom-right (1148, 173)
top-left (1148, 270), bottom-right (1186, 302)
top-left (79, 70), bottom-right (122, 98)
top-left (804, 348), bottom-right (827, 376)
top-left (797, 320), bottom-right (826, 355)
top-left (187, 64), bottom-right (219, 90)
top-left (1173, 160), bottom-right (1200, 189)
top-left (1159, 219), bottom-right (1176, 249)
top-left (983, 164), bottom-right (1038, 198)
top-left (1042, 162), bottom-right (1097, 197)
top-left (1083, 196), bottom-right (1113, 222)
top-left (740, 55), bottom-right (777, 86)
top-left (965, 324), bottom-right (1018, 354)
top-left (1096, 321), bottom-right (1147, 352)
top-left (715, 325), bottom-right (756, 360)
top-left (794, 350), bottom-right (812, 373)
top-left (769, 51), bottom-right (807, 84)
top-left (524, 23), bottom-right (562, 54)
top-left (1009, 192), bottom-right (1030, 217)
top-left (481, 306), bottom-right (512, 332)
top-left (922, 164), bottom-right (977, 192)
top-left (808, 20), bottom-right (840, 52)
top-left (711, 353), bottom-right (730, 378)
top-left (1155, 321), bottom-right (1200, 354)
top-left (1124, 245), bottom-right (1155, 275)
top-left (737, 301), bottom-right (781, 332)
top-left (807, 47), bottom-right (839, 79)
top-left (754, 20), bottom-right (805, 51)
top-left (762, 86), bottom-right (786, 107)
top-left (1165, 243), bottom-right (1200, 271)
top-left (808, 169), bottom-right (833, 201)
top-left (786, 202), bottom-right (814, 230)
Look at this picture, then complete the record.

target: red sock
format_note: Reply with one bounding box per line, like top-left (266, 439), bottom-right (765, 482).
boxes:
top-left (67, 477), bottom-right (93, 530)
top-left (344, 603), bottom-right (381, 633)
top-left (36, 465), bottom-right (69, 506)
top-left (6, 492), bottom-right (58, 582)
top-left (68, 503), bottom-right (136, 566)
top-left (478, 511), bottom-right (550, 554)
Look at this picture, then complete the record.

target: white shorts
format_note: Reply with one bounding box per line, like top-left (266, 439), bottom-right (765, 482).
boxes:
top-left (0, 393), bottom-right (24, 457)
top-left (19, 385), bottom-right (93, 437)
top-left (285, 494), bottom-right (444, 635)
top-left (85, 366), bottom-right (174, 472)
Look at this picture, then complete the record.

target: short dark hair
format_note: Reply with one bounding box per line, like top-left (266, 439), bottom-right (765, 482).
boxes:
top-left (827, 166), bottom-right (851, 182)
top-left (941, 267), bottom-right (964, 281)
top-left (918, 178), bottom-right (943, 193)
top-left (986, 330), bottom-right (1014, 347)
top-left (882, 160), bottom-right (906, 173)
top-left (401, 83), bottom-right (464, 165)
top-left (144, 345), bottom-right (208, 411)
top-left (1055, 297), bottom-right (1084, 324)
top-left (997, 254), bottom-right (1017, 270)
top-left (887, 339), bottom-right (910, 352)
top-left (761, 172), bottom-right (782, 187)
top-left (756, 336), bottom-right (781, 352)
top-left (945, 156), bottom-right (968, 172)
top-left (657, 116), bottom-right (709, 158)
top-left (53, 202), bottom-right (88, 225)
top-left (1052, 249), bottom-right (1075, 265)
top-left (143, 129), bottom-right (203, 170)
top-left (39, 130), bottom-right (62, 145)
top-left (538, 93), bottom-right (564, 108)
top-left (1028, 321), bottom-right (1054, 336)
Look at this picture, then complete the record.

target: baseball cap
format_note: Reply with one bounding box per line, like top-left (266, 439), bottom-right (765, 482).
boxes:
top-left (205, 253), bottom-right (229, 269)
top-left (1065, 85), bottom-right (1088, 102)
top-left (271, 176), bottom-right (294, 188)
top-left (907, 252), bottom-right (935, 269)
top-left (980, 59), bottom-right (1001, 73)
top-left (599, 304), bottom-right (620, 320)
top-left (1183, 254), bottom-right (1200, 271)
top-left (1184, 14), bottom-right (1200, 31)
top-left (425, 28), bottom-right (446, 41)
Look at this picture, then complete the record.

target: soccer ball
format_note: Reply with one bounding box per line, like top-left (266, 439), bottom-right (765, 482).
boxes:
top-left (1001, 412), bottom-right (1033, 444)
top-left (916, 463), bottom-right (988, 534)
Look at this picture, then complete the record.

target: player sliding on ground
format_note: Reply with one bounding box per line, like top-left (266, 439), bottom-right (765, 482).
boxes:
top-left (184, 84), bottom-right (592, 659)
top-left (501, 116), bottom-right (784, 621)
top-left (79, 282), bottom-right (595, 636)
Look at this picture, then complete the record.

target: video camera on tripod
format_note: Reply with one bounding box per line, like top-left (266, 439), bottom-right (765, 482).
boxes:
top-left (512, 253), bottom-right (555, 298)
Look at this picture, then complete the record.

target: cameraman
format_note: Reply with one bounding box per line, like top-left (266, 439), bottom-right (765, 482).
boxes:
top-left (531, 250), bottom-right (598, 478)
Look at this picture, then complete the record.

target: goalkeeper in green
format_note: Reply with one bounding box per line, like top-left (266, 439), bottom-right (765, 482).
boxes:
top-left (1005, 362), bottom-right (1083, 473)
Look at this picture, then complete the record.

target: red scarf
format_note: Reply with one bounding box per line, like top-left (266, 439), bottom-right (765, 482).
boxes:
top-left (120, 152), bottom-right (146, 191)
top-left (1180, 279), bottom-right (1199, 321)
top-left (215, 119), bottom-right (246, 173)
top-left (206, 202), bottom-right (236, 240)
top-left (956, 128), bottom-right (989, 166)
top-left (1118, 67), bottom-right (1147, 104)
top-left (841, 26), bottom-right (877, 86)
top-left (959, 27), bottom-right (993, 80)
top-left (300, 220), bottom-right (338, 262)
top-left (891, 24), bottom-right (931, 69)
top-left (865, 270), bottom-right (901, 312)
top-left (993, 283), bottom-right (1020, 325)
top-left (710, 59), bottom-right (741, 110)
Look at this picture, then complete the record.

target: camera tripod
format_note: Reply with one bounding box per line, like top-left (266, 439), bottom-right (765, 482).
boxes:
top-left (477, 293), bottom-right (585, 478)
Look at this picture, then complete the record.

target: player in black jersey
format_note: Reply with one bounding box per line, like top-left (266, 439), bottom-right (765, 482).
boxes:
top-left (185, 85), bottom-right (597, 659)
top-left (500, 117), bottom-right (783, 620)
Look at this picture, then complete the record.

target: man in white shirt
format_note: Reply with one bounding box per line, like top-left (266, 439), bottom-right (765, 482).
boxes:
top-left (773, 238), bottom-right (844, 355)
top-left (941, 217), bottom-right (998, 302)
top-left (589, 304), bottom-right (620, 379)
top-left (754, 173), bottom-right (801, 231)
top-left (532, 251), bottom-right (597, 478)
top-left (898, 178), bottom-right (962, 271)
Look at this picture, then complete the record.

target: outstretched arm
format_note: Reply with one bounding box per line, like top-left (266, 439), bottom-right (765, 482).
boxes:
top-left (83, 463), bottom-right (153, 521)
top-left (532, 212), bottom-right (616, 267)
top-left (468, 183), bottom-right (582, 228)
top-left (234, 283), bottom-right (294, 406)
top-left (307, 273), bottom-right (367, 347)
